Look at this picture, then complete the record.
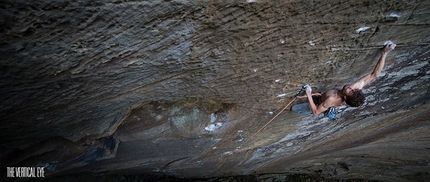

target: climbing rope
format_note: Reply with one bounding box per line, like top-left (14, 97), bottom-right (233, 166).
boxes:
top-left (248, 97), bottom-right (297, 140)
top-left (248, 84), bottom-right (308, 141)
top-left (212, 85), bottom-right (309, 169)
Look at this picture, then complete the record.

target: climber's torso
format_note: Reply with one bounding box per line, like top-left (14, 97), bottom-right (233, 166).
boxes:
top-left (320, 86), bottom-right (349, 109)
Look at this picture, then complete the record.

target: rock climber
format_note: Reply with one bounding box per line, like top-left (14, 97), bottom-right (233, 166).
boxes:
top-left (292, 42), bottom-right (396, 119)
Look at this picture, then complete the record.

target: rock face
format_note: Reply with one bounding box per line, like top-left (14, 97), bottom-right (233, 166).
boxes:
top-left (1, 0), bottom-right (429, 181)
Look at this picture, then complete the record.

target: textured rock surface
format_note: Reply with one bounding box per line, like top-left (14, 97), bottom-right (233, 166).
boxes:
top-left (0, 0), bottom-right (429, 181)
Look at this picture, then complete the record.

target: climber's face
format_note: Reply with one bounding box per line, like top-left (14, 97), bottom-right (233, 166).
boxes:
top-left (342, 85), bottom-right (354, 96)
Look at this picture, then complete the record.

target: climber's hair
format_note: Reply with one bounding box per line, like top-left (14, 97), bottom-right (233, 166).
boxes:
top-left (345, 89), bottom-right (365, 107)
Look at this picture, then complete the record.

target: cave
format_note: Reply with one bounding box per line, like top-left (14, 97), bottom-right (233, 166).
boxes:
top-left (1, 0), bottom-right (429, 181)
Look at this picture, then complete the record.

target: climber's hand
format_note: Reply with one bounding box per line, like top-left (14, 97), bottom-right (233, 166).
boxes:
top-left (383, 42), bottom-right (396, 53)
top-left (305, 86), bottom-right (312, 96)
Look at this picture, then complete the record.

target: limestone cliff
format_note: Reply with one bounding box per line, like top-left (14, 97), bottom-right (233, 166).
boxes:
top-left (0, 0), bottom-right (429, 181)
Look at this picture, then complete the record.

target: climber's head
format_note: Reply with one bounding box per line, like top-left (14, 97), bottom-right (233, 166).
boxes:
top-left (343, 85), bottom-right (365, 107)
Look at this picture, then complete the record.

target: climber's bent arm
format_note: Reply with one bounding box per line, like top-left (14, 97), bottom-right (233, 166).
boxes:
top-left (297, 92), bottom-right (322, 98)
top-left (307, 94), bottom-right (328, 115)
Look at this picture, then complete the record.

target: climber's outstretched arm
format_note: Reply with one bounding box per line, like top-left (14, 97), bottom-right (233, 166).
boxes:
top-left (351, 42), bottom-right (396, 90)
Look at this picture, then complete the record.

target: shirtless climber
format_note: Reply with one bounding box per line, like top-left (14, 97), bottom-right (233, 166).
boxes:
top-left (292, 42), bottom-right (396, 119)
